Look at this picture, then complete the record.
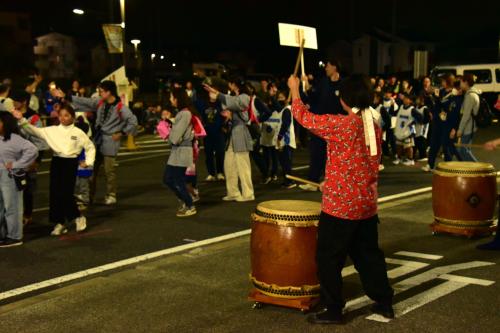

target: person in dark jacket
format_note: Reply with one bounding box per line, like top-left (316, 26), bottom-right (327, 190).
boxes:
top-left (199, 90), bottom-right (226, 182)
top-left (299, 57), bottom-right (345, 191)
top-left (422, 75), bottom-right (461, 172)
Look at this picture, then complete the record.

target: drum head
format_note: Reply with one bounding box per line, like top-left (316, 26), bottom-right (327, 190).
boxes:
top-left (256, 200), bottom-right (321, 217)
top-left (436, 162), bottom-right (496, 176)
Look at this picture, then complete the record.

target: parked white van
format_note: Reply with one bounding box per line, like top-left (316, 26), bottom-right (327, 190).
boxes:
top-left (430, 64), bottom-right (500, 107)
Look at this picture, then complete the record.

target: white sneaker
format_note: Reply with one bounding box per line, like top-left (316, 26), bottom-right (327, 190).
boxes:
top-left (421, 164), bottom-right (432, 172)
top-left (236, 196), bottom-right (255, 202)
top-left (417, 157), bottom-right (428, 162)
top-left (379, 164), bottom-right (385, 171)
top-left (299, 184), bottom-right (318, 192)
top-left (105, 196), bottom-right (117, 205)
top-left (205, 175), bottom-right (216, 182)
top-left (75, 216), bottom-right (87, 232)
top-left (51, 224), bottom-right (68, 236)
top-left (222, 195), bottom-right (242, 202)
top-left (216, 173), bottom-right (225, 181)
top-left (392, 158), bottom-right (401, 165)
top-left (176, 206), bottom-right (197, 217)
top-left (402, 159), bottom-right (415, 166)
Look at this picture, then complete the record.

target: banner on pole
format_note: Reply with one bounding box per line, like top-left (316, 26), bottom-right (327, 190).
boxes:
top-left (102, 24), bottom-right (124, 54)
top-left (278, 23), bottom-right (318, 50)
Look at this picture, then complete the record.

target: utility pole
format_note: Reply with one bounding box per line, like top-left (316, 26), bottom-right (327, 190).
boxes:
top-left (391, 0), bottom-right (397, 36)
top-left (120, 0), bottom-right (127, 74)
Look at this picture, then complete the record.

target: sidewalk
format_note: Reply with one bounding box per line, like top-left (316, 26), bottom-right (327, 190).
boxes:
top-left (0, 195), bottom-right (499, 333)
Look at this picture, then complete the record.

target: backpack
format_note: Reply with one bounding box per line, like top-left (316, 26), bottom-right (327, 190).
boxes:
top-left (470, 92), bottom-right (493, 128)
top-left (97, 99), bottom-right (124, 121)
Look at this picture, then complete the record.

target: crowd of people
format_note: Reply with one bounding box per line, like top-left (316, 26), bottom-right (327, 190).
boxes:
top-left (0, 59), bottom-right (498, 247)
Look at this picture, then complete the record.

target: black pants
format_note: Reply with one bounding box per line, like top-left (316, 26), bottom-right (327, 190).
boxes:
top-left (383, 129), bottom-right (397, 157)
top-left (204, 132), bottom-right (225, 176)
top-left (415, 136), bottom-right (428, 160)
top-left (250, 140), bottom-right (268, 179)
top-left (308, 135), bottom-right (326, 183)
top-left (278, 146), bottom-right (293, 185)
top-left (263, 146), bottom-right (279, 178)
top-left (163, 165), bottom-right (193, 207)
top-left (317, 212), bottom-right (393, 312)
top-left (23, 172), bottom-right (37, 217)
top-left (49, 156), bottom-right (80, 225)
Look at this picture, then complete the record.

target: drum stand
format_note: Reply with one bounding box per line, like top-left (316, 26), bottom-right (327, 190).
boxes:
top-left (248, 289), bottom-right (320, 313)
top-left (431, 195), bottom-right (499, 239)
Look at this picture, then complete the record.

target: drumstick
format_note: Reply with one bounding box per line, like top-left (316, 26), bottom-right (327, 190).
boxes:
top-left (287, 39), bottom-right (305, 103)
top-left (455, 143), bottom-right (495, 149)
top-left (285, 174), bottom-right (320, 188)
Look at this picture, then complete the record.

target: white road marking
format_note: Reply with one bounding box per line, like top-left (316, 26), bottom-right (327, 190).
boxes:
top-left (438, 274), bottom-right (495, 286)
top-left (291, 165), bottom-right (309, 171)
top-left (345, 261), bottom-right (494, 313)
top-left (368, 271), bottom-right (494, 322)
top-left (395, 251), bottom-right (443, 260)
top-left (378, 187), bottom-right (432, 203)
top-left (119, 143), bottom-right (169, 150)
top-left (0, 229), bottom-right (251, 302)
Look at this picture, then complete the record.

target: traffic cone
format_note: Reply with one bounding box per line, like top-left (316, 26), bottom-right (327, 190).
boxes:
top-left (126, 134), bottom-right (139, 151)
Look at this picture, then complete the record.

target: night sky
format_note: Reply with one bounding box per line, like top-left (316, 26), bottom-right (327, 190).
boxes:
top-left (1, 0), bottom-right (500, 73)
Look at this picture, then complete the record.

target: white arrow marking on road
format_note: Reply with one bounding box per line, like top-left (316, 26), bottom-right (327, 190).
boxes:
top-left (395, 251), bottom-right (443, 260)
top-left (368, 273), bottom-right (495, 322)
top-left (364, 261), bottom-right (495, 322)
top-left (344, 258), bottom-right (432, 311)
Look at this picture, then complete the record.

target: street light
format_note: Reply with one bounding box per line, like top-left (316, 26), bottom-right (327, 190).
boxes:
top-left (73, 8), bottom-right (85, 15)
top-left (160, 55), bottom-right (165, 60)
top-left (131, 39), bottom-right (141, 59)
top-left (151, 53), bottom-right (156, 60)
top-left (172, 63), bottom-right (176, 67)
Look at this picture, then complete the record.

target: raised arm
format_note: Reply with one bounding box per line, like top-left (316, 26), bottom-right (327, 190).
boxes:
top-left (217, 94), bottom-right (250, 113)
top-left (288, 76), bottom-right (352, 141)
top-left (71, 96), bottom-right (100, 113)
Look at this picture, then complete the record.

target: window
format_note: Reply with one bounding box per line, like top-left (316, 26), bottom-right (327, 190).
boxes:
top-left (496, 69), bottom-right (500, 83)
top-left (430, 69), bottom-right (456, 87)
top-left (463, 69), bottom-right (492, 84)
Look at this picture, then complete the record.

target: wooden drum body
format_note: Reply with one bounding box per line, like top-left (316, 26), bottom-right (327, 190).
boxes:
top-left (249, 200), bottom-right (320, 310)
top-left (432, 162), bottom-right (497, 237)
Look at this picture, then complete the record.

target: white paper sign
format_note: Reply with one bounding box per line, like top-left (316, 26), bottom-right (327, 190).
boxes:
top-left (278, 23), bottom-right (318, 50)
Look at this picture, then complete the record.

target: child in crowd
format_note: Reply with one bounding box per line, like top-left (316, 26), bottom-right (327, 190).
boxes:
top-left (13, 103), bottom-right (95, 235)
top-left (393, 94), bottom-right (422, 166)
top-left (381, 90), bottom-right (399, 159)
top-left (10, 90), bottom-right (48, 225)
top-left (0, 111), bottom-right (38, 247)
top-left (260, 97), bottom-right (281, 184)
top-left (275, 91), bottom-right (297, 189)
top-left (414, 95), bottom-right (431, 161)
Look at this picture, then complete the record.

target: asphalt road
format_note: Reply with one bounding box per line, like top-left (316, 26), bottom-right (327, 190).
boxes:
top-left (0, 124), bottom-right (499, 332)
top-left (0, 194), bottom-right (498, 333)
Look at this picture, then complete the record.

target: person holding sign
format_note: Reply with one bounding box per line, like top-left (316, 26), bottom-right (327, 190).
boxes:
top-left (288, 74), bottom-right (394, 325)
top-left (299, 57), bottom-right (345, 191)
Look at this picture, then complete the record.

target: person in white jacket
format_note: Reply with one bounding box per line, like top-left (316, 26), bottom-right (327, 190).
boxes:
top-left (13, 103), bottom-right (96, 236)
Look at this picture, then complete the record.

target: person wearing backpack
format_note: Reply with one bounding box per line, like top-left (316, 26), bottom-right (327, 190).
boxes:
top-left (456, 74), bottom-right (480, 162)
top-left (51, 81), bottom-right (138, 206)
